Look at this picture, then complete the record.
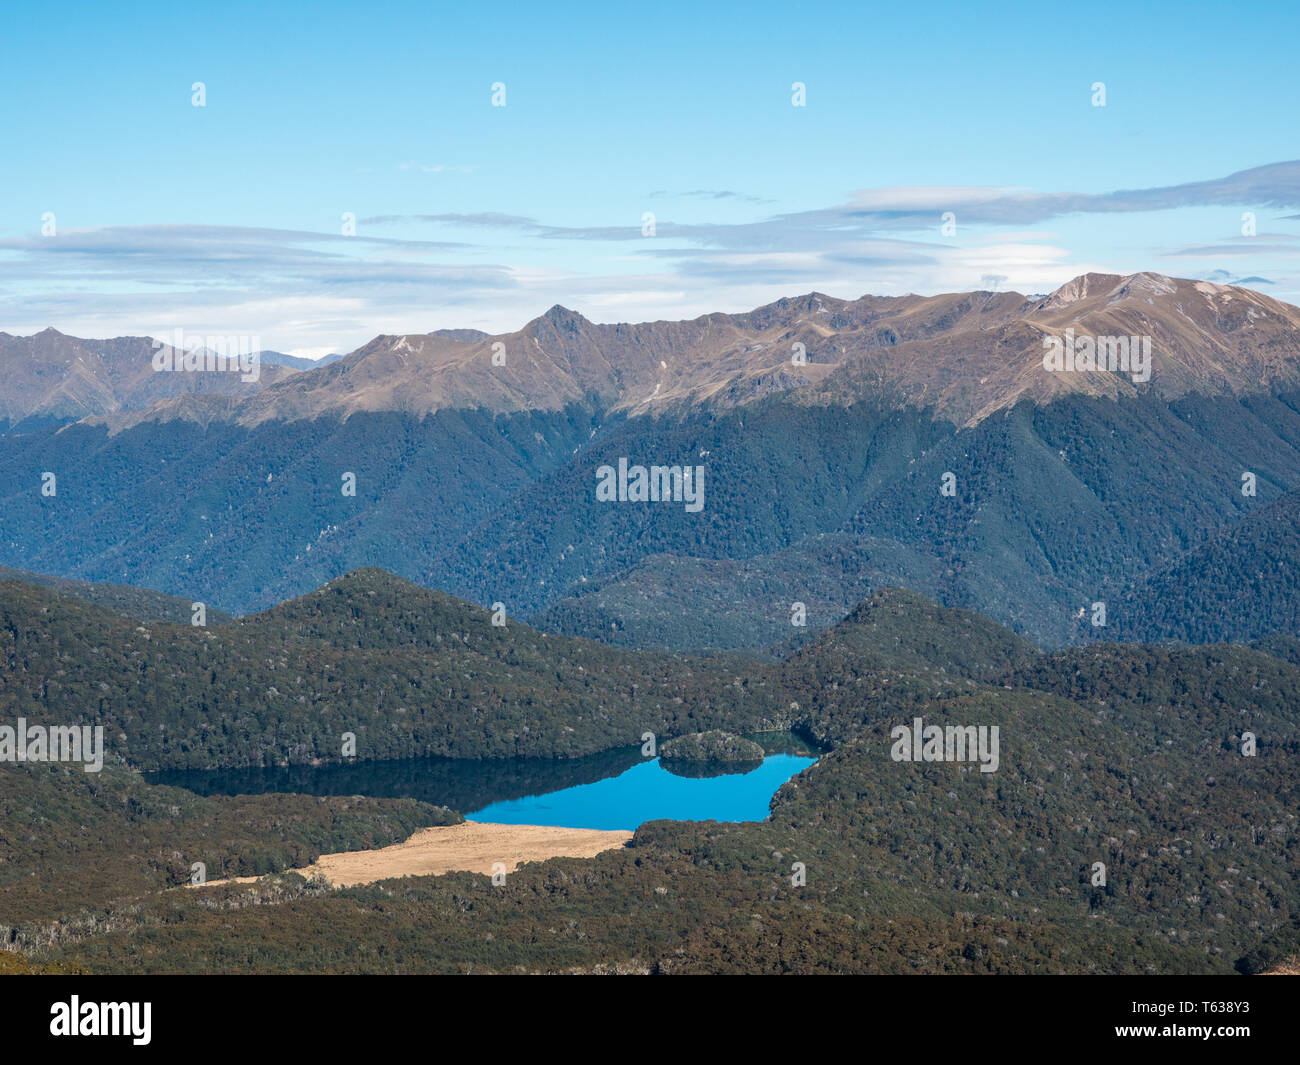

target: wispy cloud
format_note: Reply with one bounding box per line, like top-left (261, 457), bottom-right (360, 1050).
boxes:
top-left (0, 223), bottom-right (468, 258)
top-left (647, 189), bottom-right (774, 205)
top-left (361, 212), bottom-right (541, 230)
top-left (4, 163), bottom-right (1299, 351)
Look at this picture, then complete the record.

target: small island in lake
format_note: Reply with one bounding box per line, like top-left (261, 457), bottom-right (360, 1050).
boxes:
top-left (660, 730), bottom-right (765, 764)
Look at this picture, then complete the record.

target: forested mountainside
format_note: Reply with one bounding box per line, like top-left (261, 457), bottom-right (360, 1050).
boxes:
top-left (5, 274), bottom-right (1300, 654)
top-left (4, 389), bottom-right (1300, 652)
top-left (0, 571), bottom-right (778, 769)
top-left (0, 564), bottom-right (229, 625)
top-left (0, 571), bottom-right (1294, 974)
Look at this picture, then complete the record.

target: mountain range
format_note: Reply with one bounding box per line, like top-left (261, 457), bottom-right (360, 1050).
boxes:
top-left (33, 270), bottom-right (1300, 433)
top-left (4, 271), bottom-right (1300, 653)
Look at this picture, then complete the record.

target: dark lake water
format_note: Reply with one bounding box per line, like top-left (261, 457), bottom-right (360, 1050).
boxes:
top-left (148, 735), bottom-right (818, 831)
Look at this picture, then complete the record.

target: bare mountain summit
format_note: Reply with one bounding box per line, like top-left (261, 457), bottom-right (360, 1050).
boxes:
top-left (35, 273), bottom-right (1300, 433)
top-left (0, 329), bottom-right (298, 428)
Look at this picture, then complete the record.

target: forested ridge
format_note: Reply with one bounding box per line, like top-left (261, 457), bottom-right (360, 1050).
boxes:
top-left (0, 571), bottom-right (1295, 974)
top-left (5, 387), bottom-right (1300, 653)
top-left (0, 570), bottom-right (780, 769)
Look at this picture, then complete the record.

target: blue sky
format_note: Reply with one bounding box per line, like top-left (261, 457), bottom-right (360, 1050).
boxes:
top-left (2, 0), bottom-right (1298, 354)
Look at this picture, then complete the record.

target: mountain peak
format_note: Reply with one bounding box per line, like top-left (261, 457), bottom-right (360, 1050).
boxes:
top-left (1039, 273), bottom-right (1124, 309)
top-left (1106, 270), bottom-right (1179, 300)
top-left (541, 304), bottom-right (587, 323)
top-left (238, 567), bottom-right (494, 649)
top-left (788, 587), bottom-right (1037, 680)
top-left (39, 271), bottom-right (1300, 435)
top-left (428, 327), bottom-right (490, 343)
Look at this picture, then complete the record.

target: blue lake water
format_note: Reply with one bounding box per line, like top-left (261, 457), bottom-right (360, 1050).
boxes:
top-left (469, 754), bottom-right (816, 830)
top-left (148, 741), bottom-right (818, 831)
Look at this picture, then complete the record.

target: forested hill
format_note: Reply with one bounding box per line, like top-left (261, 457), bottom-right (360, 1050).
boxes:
top-left (0, 571), bottom-right (781, 770)
top-left (0, 564), bottom-right (229, 625)
top-left (780, 586), bottom-right (1039, 680)
top-left (1, 569), bottom-right (1297, 973)
top-left (6, 567), bottom-right (1300, 773)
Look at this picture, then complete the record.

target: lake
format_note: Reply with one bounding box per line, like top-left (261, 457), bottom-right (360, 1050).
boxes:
top-left (148, 734), bottom-right (818, 831)
top-left (468, 753), bottom-right (815, 830)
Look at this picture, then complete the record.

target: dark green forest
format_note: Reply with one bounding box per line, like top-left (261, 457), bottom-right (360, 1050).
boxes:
top-left (4, 389), bottom-right (1300, 653)
top-left (0, 573), bottom-right (1294, 974)
top-left (0, 571), bottom-right (780, 769)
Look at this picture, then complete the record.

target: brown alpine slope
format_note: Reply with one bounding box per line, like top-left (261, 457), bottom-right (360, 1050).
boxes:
top-left (0, 330), bottom-right (296, 425)
top-left (75, 271), bottom-right (1300, 433)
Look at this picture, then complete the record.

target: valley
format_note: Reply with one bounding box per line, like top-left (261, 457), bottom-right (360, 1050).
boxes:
top-left (3, 274), bottom-right (1299, 656)
top-left (5, 0), bottom-right (1298, 1025)
top-left (0, 570), bottom-right (1294, 974)
top-left (2, 274), bottom-right (1298, 979)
